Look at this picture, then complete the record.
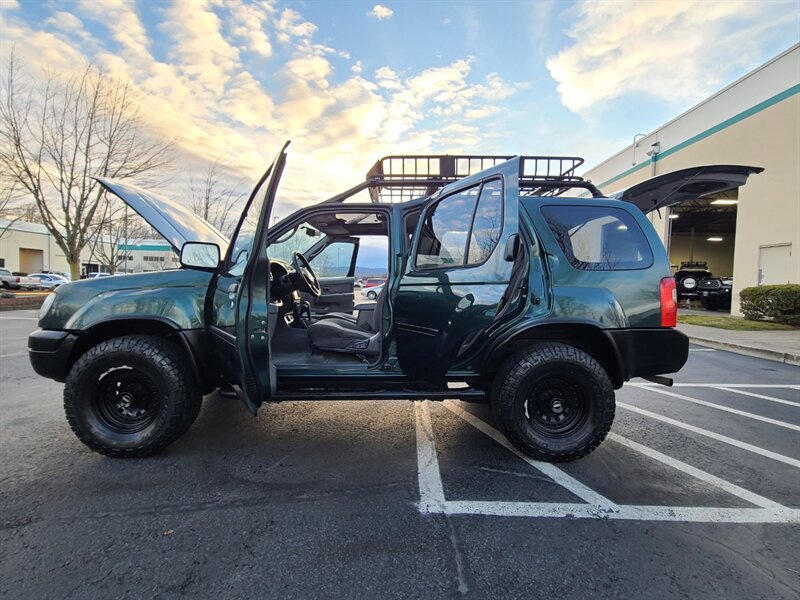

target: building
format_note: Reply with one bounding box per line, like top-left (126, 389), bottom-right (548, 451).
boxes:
top-left (581, 44), bottom-right (799, 316)
top-left (0, 220), bottom-right (177, 276)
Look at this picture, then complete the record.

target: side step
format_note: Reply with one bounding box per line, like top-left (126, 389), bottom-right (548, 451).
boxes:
top-left (271, 388), bottom-right (487, 402)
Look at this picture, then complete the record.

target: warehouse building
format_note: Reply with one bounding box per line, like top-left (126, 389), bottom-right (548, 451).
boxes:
top-left (0, 220), bottom-right (176, 277)
top-left (581, 44), bottom-right (799, 316)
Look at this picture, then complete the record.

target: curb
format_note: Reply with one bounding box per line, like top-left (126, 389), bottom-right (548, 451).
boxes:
top-left (687, 335), bottom-right (800, 366)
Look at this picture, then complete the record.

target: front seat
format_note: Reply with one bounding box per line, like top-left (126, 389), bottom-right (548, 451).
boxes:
top-left (307, 286), bottom-right (385, 357)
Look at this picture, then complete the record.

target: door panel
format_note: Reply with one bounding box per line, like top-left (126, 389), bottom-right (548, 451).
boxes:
top-left (394, 161), bottom-right (520, 381)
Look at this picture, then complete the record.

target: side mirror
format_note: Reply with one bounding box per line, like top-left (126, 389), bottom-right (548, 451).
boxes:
top-left (180, 242), bottom-right (220, 270)
top-left (504, 234), bottom-right (520, 262)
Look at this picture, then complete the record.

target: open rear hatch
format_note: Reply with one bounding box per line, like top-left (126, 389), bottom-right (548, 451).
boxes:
top-left (609, 165), bottom-right (763, 213)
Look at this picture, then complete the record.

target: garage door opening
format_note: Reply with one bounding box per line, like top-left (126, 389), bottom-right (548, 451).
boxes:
top-left (19, 248), bottom-right (44, 274)
top-left (668, 190), bottom-right (737, 313)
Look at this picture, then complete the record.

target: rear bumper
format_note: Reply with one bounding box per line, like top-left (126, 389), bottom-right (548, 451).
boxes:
top-left (609, 328), bottom-right (689, 380)
top-left (28, 329), bottom-right (77, 382)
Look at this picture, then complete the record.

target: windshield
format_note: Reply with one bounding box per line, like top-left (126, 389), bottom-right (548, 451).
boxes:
top-left (267, 222), bottom-right (322, 264)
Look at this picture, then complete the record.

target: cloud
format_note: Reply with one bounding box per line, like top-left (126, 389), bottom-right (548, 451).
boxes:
top-left (1, 2), bottom-right (525, 217)
top-left (546, 0), bottom-right (798, 112)
top-left (368, 5), bottom-right (394, 20)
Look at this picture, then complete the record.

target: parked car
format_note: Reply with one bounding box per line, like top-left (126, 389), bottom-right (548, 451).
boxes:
top-left (28, 149), bottom-right (761, 461)
top-left (86, 272), bottom-right (111, 279)
top-left (698, 277), bottom-right (733, 311)
top-left (363, 278), bottom-right (386, 288)
top-left (28, 273), bottom-right (69, 290)
top-left (674, 261), bottom-right (713, 301)
top-left (0, 268), bottom-right (40, 290)
top-left (365, 283), bottom-right (384, 300)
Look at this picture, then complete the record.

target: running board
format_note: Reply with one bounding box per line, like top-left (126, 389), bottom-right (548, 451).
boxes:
top-left (271, 389), bottom-right (487, 402)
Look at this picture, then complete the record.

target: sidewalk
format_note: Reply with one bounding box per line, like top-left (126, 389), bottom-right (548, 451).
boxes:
top-left (677, 323), bottom-right (800, 366)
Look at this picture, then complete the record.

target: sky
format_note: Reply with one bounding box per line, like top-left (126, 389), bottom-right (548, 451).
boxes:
top-left (1, 0), bottom-right (798, 223)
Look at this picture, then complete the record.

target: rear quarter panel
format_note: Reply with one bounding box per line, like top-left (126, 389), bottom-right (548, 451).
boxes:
top-left (521, 197), bottom-right (672, 328)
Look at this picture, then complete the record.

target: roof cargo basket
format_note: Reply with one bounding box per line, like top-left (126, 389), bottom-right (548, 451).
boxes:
top-left (323, 154), bottom-right (602, 204)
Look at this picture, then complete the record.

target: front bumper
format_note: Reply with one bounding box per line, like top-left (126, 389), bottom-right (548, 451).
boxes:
top-left (28, 329), bottom-right (77, 382)
top-left (608, 328), bottom-right (689, 380)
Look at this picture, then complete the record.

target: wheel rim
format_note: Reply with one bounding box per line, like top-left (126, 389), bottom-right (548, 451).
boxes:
top-left (524, 376), bottom-right (588, 437)
top-left (94, 368), bottom-right (161, 434)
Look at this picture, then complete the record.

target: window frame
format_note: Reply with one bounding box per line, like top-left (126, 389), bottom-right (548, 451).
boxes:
top-left (539, 203), bottom-right (654, 272)
top-left (411, 176), bottom-right (504, 273)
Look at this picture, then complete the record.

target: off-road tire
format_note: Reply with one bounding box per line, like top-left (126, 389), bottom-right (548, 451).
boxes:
top-left (64, 335), bottom-right (201, 458)
top-left (492, 343), bottom-right (615, 462)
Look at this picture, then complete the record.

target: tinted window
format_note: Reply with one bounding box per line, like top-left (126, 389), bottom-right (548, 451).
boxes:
top-left (415, 185), bottom-right (480, 269)
top-left (541, 205), bottom-right (653, 270)
top-left (467, 179), bottom-right (503, 265)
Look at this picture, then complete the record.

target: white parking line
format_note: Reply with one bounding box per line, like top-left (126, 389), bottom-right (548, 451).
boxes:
top-left (689, 348), bottom-right (716, 352)
top-left (618, 402), bottom-right (800, 468)
top-left (637, 384), bottom-right (800, 389)
top-left (607, 433), bottom-right (783, 509)
top-left (629, 383), bottom-right (800, 432)
top-left (415, 401), bottom-right (800, 523)
top-left (717, 386), bottom-right (800, 408)
top-left (441, 401), bottom-right (617, 509)
top-left (0, 317), bottom-right (38, 320)
top-left (0, 352), bottom-right (27, 359)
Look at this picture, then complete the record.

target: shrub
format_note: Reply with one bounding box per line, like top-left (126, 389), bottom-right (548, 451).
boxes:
top-left (740, 284), bottom-right (800, 325)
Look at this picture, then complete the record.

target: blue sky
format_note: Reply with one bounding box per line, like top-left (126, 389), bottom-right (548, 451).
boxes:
top-left (1, 0), bottom-right (798, 222)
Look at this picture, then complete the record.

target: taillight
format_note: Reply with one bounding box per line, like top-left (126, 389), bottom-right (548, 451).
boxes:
top-left (660, 277), bottom-right (677, 327)
top-left (15, 277), bottom-right (20, 283)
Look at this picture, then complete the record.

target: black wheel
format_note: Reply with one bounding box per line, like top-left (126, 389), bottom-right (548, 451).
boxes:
top-left (64, 335), bottom-right (201, 458)
top-left (492, 343), bottom-right (615, 462)
top-left (367, 290), bottom-right (377, 300)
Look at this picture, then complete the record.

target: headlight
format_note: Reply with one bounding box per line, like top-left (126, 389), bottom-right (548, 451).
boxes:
top-left (39, 292), bottom-right (56, 319)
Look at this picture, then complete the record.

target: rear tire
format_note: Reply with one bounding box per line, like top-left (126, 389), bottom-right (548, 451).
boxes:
top-left (492, 343), bottom-right (615, 462)
top-left (64, 335), bottom-right (201, 458)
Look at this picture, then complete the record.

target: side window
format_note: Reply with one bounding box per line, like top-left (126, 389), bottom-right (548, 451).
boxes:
top-left (467, 179), bottom-right (503, 265)
top-left (540, 205), bottom-right (653, 270)
top-left (415, 185), bottom-right (480, 269)
top-left (310, 241), bottom-right (356, 278)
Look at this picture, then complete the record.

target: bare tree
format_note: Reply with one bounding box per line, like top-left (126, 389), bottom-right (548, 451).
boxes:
top-left (0, 179), bottom-right (23, 238)
top-left (187, 158), bottom-right (244, 237)
top-left (0, 51), bottom-right (174, 280)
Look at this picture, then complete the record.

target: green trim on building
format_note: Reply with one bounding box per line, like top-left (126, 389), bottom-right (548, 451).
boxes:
top-left (593, 83), bottom-right (800, 190)
top-left (117, 244), bottom-right (172, 252)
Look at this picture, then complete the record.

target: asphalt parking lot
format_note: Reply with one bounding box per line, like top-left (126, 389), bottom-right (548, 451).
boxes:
top-left (1, 308), bottom-right (798, 599)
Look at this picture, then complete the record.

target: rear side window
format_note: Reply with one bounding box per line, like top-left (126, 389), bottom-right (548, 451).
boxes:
top-left (540, 205), bottom-right (653, 270)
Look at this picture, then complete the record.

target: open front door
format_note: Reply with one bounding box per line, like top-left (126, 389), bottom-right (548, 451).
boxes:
top-left (609, 165), bottom-right (763, 213)
top-left (210, 143), bottom-right (289, 414)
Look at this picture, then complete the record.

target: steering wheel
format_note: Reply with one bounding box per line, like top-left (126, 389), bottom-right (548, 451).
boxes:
top-left (291, 251), bottom-right (321, 297)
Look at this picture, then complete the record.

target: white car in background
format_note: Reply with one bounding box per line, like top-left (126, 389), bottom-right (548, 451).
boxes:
top-left (28, 273), bottom-right (69, 290)
top-left (364, 283), bottom-right (384, 301)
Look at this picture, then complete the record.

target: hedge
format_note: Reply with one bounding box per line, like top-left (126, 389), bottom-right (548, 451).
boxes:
top-left (739, 284), bottom-right (800, 325)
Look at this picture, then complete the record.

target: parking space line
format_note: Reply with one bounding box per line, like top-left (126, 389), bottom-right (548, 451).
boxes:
top-left (440, 400), bottom-right (617, 510)
top-left (607, 433), bottom-right (784, 509)
top-left (418, 401), bottom-right (800, 523)
top-left (438, 501), bottom-right (799, 523)
top-left (717, 386), bottom-right (800, 408)
top-left (618, 402), bottom-right (800, 468)
top-left (637, 384), bottom-right (800, 389)
top-left (689, 348), bottom-right (716, 352)
top-left (0, 317), bottom-right (38, 320)
top-left (629, 383), bottom-right (800, 432)
top-left (415, 402), bottom-right (446, 510)
top-left (0, 352), bottom-right (27, 359)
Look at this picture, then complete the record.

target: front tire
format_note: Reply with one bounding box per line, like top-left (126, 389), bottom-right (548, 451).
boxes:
top-left (492, 343), bottom-right (615, 462)
top-left (64, 335), bottom-right (201, 458)
top-left (367, 290), bottom-right (377, 300)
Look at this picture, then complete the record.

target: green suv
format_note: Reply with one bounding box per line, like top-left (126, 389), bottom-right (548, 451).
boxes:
top-left (28, 146), bottom-right (761, 461)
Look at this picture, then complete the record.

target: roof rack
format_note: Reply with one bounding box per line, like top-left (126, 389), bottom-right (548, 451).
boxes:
top-left (322, 154), bottom-right (603, 204)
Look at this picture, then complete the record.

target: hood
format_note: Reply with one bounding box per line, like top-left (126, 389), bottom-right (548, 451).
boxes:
top-left (96, 178), bottom-right (230, 253)
top-left (608, 165), bottom-right (763, 213)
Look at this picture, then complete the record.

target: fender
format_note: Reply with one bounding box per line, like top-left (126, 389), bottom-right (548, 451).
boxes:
top-left (481, 317), bottom-right (625, 388)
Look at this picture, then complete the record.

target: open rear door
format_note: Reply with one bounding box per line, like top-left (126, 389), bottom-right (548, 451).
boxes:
top-left (609, 165), bottom-right (763, 213)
